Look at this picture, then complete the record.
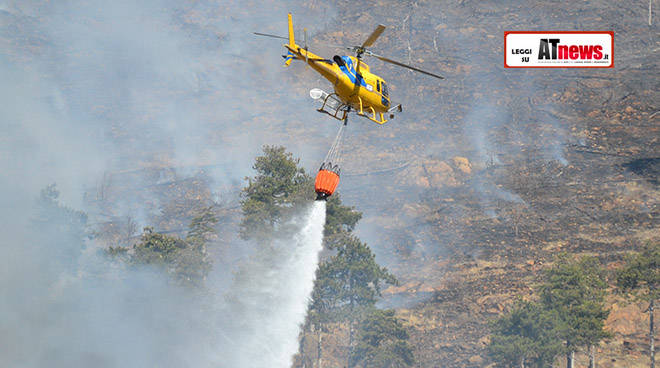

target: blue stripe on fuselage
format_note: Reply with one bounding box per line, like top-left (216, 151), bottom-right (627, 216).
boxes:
top-left (339, 56), bottom-right (366, 87)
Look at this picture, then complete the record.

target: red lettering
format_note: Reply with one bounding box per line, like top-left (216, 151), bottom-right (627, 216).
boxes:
top-left (579, 45), bottom-right (594, 59)
top-left (552, 43), bottom-right (605, 61)
top-left (593, 45), bottom-right (603, 59)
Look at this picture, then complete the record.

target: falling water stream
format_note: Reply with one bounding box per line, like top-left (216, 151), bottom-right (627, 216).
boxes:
top-left (275, 200), bottom-right (326, 366)
top-left (228, 200), bottom-right (327, 367)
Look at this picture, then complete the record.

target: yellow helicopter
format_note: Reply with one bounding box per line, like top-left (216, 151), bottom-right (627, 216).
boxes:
top-left (255, 13), bottom-right (443, 125)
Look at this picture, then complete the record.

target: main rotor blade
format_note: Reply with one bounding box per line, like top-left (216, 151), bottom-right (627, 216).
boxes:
top-left (253, 32), bottom-right (288, 41)
top-left (255, 32), bottom-right (347, 50)
top-left (370, 52), bottom-right (444, 79)
top-left (361, 25), bottom-right (386, 48)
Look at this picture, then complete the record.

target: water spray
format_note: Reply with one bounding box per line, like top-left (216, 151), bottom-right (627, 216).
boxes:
top-left (226, 201), bottom-right (327, 367)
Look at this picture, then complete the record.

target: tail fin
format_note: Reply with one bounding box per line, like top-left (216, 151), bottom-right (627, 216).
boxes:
top-left (284, 13), bottom-right (296, 66)
top-left (287, 13), bottom-right (295, 47)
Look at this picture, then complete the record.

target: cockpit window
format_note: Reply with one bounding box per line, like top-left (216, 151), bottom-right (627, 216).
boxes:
top-left (381, 82), bottom-right (389, 97)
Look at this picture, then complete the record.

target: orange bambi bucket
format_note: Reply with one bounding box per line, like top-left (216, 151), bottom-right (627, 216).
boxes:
top-left (314, 169), bottom-right (340, 200)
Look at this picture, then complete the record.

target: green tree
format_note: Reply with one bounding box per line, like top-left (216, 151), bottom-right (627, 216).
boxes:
top-left (308, 197), bottom-right (365, 329)
top-left (311, 232), bottom-right (397, 346)
top-left (324, 195), bottom-right (362, 237)
top-left (488, 300), bottom-right (564, 368)
top-left (240, 145), bottom-right (362, 242)
top-left (186, 206), bottom-right (218, 247)
top-left (539, 254), bottom-right (610, 368)
top-left (349, 309), bottom-right (414, 368)
top-left (616, 242), bottom-right (660, 368)
top-left (112, 207), bottom-right (217, 287)
top-left (240, 145), bottom-right (312, 241)
top-left (133, 227), bottom-right (187, 265)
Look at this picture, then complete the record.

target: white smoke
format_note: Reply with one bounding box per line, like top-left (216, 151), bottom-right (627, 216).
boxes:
top-left (1, 1), bottom-right (338, 366)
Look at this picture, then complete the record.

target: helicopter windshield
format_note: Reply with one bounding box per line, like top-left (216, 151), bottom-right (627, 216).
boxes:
top-left (381, 81), bottom-right (389, 97)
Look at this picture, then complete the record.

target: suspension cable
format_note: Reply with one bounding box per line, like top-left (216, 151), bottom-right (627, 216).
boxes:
top-left (323, 124), bottom-right (344, 163)
top-left (321, 124), bottom-right (345, 173)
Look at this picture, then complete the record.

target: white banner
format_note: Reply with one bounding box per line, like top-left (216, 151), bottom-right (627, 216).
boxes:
top-left (504, 32), bottom-right (613, 68)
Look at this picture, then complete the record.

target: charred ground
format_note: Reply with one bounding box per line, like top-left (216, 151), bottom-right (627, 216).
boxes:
top-left (87, 0), bottom-right (657, 365)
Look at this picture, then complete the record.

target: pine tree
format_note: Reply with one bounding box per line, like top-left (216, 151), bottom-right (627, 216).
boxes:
top-left (186, 206), bottom-right (218, 247)
top-left (239, 145), bottom-right (312, 241)
top-left (118, 207), bottom-right (218, 286)
top-left (488, 299), bottom-right (564, 367)
top-left (324, 195), bottom-right (362, 237)
top-left (349, 309), bottom-right (414, 368)
top-left (312, 232), bottom-right (397, 349)
top-left (539, 254), bottom-right (610, 368)
top-left (617, 242), bottom-right (660, 368)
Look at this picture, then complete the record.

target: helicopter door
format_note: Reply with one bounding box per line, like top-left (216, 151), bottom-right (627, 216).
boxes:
top-left (380, 81), bottom-right (390, 107)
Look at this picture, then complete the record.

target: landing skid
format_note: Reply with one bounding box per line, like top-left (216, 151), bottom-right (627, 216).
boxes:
top-left (353, 97), bottom-right (402, 125)
top-left (316, 92), bottom-right (349, 122)
top-left (311, 88), bottom-right (402, 125)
